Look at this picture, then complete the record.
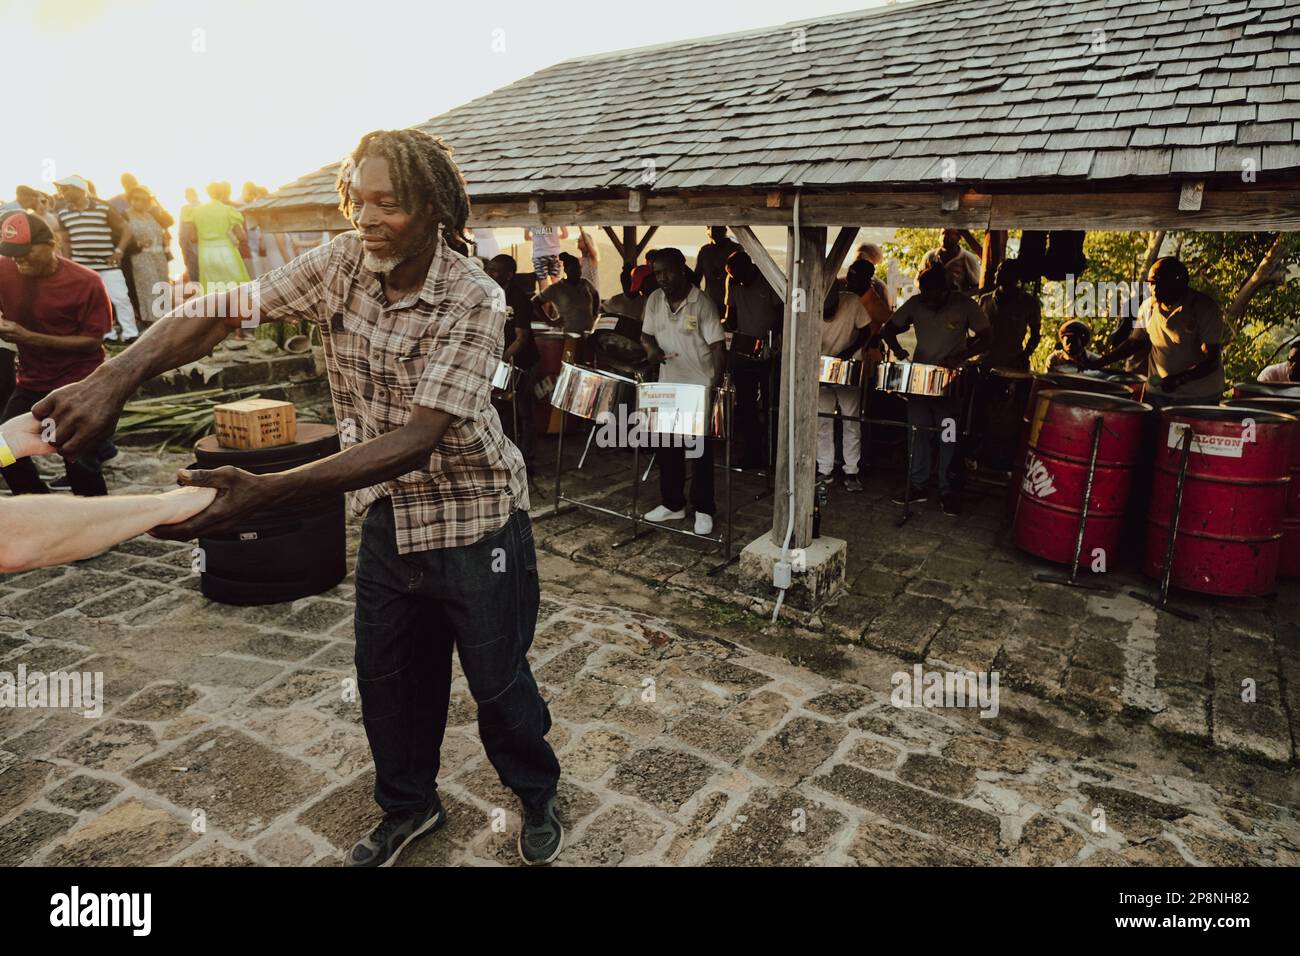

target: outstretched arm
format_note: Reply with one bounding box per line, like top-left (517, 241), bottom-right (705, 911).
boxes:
top-left (0, 415), bottom-right (216, 572)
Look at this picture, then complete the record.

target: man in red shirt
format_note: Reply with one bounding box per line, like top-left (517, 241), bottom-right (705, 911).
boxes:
top-left (0, 211), bottom-right (112, 495)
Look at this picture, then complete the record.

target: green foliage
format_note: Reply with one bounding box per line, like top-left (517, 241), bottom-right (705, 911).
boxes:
top-left (1176, 232), bottom-right (1300, 386)
top-left (880, 228), bottom-right (941, 290)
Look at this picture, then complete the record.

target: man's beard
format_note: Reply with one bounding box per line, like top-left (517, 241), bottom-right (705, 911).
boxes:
top-left (361, 228), bottom-right (437, 274)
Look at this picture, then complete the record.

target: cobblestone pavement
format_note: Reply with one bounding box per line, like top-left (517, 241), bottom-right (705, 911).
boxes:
top-left (1, 444), bottom-right (1297, 866)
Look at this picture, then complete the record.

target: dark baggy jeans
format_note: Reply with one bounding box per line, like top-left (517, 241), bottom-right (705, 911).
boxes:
top-left (353, 499), bottom-right (560, 816)
top-left (0, 386), bottom-right (107, 497)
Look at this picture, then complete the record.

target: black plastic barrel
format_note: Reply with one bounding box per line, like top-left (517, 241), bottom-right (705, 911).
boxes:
top-left (192, 423), bottom-right (346, 606)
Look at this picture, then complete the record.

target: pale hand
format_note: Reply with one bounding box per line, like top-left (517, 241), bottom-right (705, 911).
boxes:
top-left (1, 414), bottom-right (56, 458)
top-left (155, 486), bottom-right (219, 525)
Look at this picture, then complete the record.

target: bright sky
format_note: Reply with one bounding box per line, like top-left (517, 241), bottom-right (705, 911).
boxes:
top-left (4, 0), bottom-right (885, 216)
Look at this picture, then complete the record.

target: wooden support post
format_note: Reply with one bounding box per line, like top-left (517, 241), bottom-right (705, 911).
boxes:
top-left (979, 229), bottom-right (1008, 290)
top-left (773, 225), bottom-right (828, 551)
top-left (1178, 180), bottom-right (1206, 212)
top-left (732, 225), bottom-right (788, 301)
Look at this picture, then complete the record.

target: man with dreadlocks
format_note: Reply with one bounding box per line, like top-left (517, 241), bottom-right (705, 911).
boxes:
top-left (32, 128), bottom-right (565, 867)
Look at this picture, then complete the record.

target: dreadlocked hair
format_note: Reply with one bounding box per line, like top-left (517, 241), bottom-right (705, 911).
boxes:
top-left (336, 129), bottom-right (472, 256)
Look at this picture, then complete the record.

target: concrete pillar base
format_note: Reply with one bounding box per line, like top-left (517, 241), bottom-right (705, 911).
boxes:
top-left (737, 533), bottom-right (847, 612)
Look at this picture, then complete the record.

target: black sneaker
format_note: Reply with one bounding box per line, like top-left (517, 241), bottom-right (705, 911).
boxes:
top-left (941, 493), bottom-right (961, 517)
top-left (519, 796), bottom-right (563, 865)
top-left (843, 474), bottom-right (863, 493)
top-left (345, 796), bottom-right (445, 867)
top-left (891, 484), bottom-right (928, 505)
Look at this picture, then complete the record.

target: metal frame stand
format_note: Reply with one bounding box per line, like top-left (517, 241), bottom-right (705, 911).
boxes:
top-left (631, 391), bottom-right (736, 573)
top-left (542, 407), bottom-right (652, 551)
top-left (1035, 415), bottom-right (1112, 593)
top-left (1131, 426), bottom-right (1199, 621)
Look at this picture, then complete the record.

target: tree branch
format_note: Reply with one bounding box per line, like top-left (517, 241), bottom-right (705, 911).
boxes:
top-left (1226, 233), bottom-right (1299, 324)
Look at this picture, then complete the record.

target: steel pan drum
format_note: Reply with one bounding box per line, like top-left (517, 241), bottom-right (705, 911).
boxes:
top-left (490, 360), bottom-right (517, 394)
top-left (1231, 381), bottom-right (1300, 400)
top-left (875, 360), bottom-right (960, 397)
top-left (1096, 370), bottom-right (1149, 401)
top-left (1145, 405), bottom-right (1296, 596)
top-left (1225, 395), bottom-right (1300, 578)
top-left (820, 356), bottom-right (863, 387)
top-left (551, 362), bottom-right (637, 422)
top-left (589, 313), bottom-right (647, 370)
top-left (637, 382), bottom-right (730, 438)
top-left (1014, 390), bottom-right (1152, 566)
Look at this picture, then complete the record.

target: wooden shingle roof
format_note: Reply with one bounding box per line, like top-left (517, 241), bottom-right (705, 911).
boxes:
top-left (254, 0), bottom-right (1300, 215)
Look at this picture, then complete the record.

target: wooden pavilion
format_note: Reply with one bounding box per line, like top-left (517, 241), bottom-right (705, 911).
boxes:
top-left (250, 0), bottom-right (1300, 601)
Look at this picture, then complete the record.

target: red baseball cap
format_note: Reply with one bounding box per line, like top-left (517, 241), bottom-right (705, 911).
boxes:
top-left (629, 264), bottom-right (654, 295)
top-left (0, 211), bottom-right (55, 258)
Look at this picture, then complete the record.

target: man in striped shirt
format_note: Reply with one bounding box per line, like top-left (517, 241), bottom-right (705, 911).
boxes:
top-left (53, 176), bottom-right (139, 341)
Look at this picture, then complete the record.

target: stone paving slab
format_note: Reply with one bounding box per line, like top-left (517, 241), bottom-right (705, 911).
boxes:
top-left (525, 439), bottom-right (1300, 768)
top-left (1, 444), bottom-right (1297, 867)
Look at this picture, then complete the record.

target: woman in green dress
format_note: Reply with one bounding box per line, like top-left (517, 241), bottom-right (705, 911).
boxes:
top-left (182, 181), bottom-right (249, 294)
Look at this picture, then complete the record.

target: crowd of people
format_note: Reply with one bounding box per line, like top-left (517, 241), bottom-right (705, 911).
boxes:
top-left (478, 223), bottom-right (1297, 525)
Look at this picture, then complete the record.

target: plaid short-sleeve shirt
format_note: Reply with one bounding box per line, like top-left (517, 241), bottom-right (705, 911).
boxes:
top-left (251, 231), bottom-right (529, 554)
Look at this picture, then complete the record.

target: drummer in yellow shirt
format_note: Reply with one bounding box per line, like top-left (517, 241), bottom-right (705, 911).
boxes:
top-left (881, 266), bottom-right (991, 516)
top-left (1088, 256), bottom-right (1224, 408)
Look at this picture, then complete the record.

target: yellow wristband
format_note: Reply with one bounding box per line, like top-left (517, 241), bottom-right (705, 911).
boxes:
top-left (0, 435), bottom-right (15, 468)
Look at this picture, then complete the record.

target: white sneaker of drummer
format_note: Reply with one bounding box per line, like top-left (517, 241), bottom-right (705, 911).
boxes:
top-left (694, 513), bottom-right (714, 536)
top-left (644, 505), bottom-right (686, 523)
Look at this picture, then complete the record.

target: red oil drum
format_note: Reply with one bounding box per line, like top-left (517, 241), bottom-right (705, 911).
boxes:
top-left (1005, 374), bottom-right (1134, 521)
top-left (1145, 405), bottom-right (1296, 596)
top-left (1225, 396), bottom-right (1300, 578)
top-left (1014, 390), bottom-right (1152, 565)
top-left (1231, 381), bottom-right (1300, 400)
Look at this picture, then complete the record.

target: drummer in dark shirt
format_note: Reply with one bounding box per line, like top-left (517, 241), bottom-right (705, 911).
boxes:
top-left (977, 259), bottom-right (1040, 371)
top-left (485, 254), bottom-right (540, 469)
top-left (723, 249), bottom-right (783, 470)
top-left (881, 266), bottom-right (990, 516)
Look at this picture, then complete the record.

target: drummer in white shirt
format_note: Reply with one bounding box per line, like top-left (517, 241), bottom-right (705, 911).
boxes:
top-left (818, 260), bottom-right (879, 492)
top-left (640, 247), bottom-right (726, 536)
top-left (1258, 342), bottom-right (1298, 384)
top-left (881, 265), bottom-right (991, 516)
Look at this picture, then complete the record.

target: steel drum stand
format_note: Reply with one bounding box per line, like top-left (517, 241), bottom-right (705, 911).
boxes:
top-left (1034, 415), bottom-right (1112, 593)
top-left (625, 389), bottom-right (736, 574)
top-left (543, 407), bottom-right (645, 551)
top-left (1131, 426), bottom-right (1199, 621)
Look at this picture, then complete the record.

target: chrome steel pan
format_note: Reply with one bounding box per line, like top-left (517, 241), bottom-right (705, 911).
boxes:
top-left (551, 362), bottom-right (638, 421)
top-left (875, 360), bottom-right (961, 397)
top-left (819, 356), bottom-right (863, 387)
top-left (636, 382), bottom-right (729, 438)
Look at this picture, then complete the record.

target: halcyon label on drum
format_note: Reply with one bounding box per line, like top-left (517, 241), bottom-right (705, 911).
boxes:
top-left (1021, 452), bottom-right (1057, 498)
top-left (1167, 423), bottom-right (1244, 458)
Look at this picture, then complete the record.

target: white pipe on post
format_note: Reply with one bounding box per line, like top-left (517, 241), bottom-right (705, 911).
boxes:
top-left (772, 187), bottom-right (803, 623)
